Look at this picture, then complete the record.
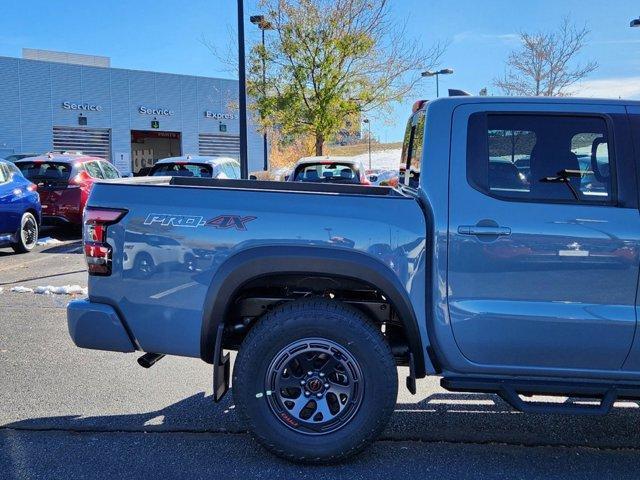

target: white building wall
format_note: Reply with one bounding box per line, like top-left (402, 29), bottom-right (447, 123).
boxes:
top-left (0, 56), bottom-right (265, 173)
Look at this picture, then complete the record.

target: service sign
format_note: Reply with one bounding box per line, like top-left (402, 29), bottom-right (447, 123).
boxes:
top-left (62, 101), bottom-right (103, 111)
top-left (139, 106), bottom-right (174, 116)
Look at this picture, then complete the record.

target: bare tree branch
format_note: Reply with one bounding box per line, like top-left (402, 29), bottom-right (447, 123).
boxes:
top-left (494, 17), bottom-right (598, 97)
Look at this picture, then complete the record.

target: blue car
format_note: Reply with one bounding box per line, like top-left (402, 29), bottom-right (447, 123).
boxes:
top-left (0, 159), bottom-right (41, 253)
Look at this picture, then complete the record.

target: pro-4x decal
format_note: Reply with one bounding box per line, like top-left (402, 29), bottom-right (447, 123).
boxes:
top-left (143, 213), bottom-right (256, 231)
top-left (206, 215), bottom-right (257, 231)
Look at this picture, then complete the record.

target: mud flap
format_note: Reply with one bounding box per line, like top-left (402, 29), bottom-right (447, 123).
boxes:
top-left (213, 323), bottom-right (230, 402)
top-left (406, 352), bottom-right (417, 394)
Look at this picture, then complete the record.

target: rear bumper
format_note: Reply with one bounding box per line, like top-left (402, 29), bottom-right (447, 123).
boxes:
top-left (42, 215), bottom-right (79, 226)
top-left (67, 299), bottom-right (136, 352)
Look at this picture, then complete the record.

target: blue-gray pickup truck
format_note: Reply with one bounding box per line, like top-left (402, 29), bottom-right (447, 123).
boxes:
top-left (68, 96), bottom-right (640, 462)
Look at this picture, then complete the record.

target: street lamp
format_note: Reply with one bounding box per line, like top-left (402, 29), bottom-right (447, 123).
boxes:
top-left (237, 0), bottom-right (248, 179)
top-left (362, 118), bottom-right (372, 170)
top-left (250, 15), bottom-right (274, 171)
top-left (631, 16), bottom-right (640, 27)
top-left (421, 68), bottom-right (454, 98)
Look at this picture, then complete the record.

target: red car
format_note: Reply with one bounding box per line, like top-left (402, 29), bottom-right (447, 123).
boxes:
top-left (15, 153), bottom-right (121, 227)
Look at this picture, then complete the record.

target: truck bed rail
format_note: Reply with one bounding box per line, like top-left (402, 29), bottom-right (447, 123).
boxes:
top-left (170, 177), bottom-right (399, 196)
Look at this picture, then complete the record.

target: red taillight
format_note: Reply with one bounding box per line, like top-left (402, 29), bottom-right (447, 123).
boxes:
top-left (83, 208), bottom-right (127, 276)
top-left (27, 183), bottom-right (37, 192)
top-left (73, 170), bottom-right (91, 185)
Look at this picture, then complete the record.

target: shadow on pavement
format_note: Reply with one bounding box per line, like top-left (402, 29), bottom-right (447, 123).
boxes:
top-left (40, 227), bottom-right (82, 242)
top-left (2, 392), bottom-right (238, 433)
top-left (40, 240), bottom-right (83, 254)
top-left (4, 390), bottom-right (640, 450)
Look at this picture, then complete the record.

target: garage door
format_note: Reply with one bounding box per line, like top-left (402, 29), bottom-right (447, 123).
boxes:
top-left (198, 134), bottom-right (240, 159)
top-left (53, 126), bottom-right (111, 160)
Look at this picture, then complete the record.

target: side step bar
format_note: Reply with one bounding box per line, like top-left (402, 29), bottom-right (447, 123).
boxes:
top-left (441, 377), bottom-right (640, 415)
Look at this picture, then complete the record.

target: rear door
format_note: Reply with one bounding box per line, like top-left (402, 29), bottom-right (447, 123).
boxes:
top-left (0, 165), bottom-right (19, 233)
top-left (447, 103), bottom-right (640, 371)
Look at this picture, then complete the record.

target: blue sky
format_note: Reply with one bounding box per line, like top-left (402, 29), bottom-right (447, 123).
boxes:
top-left (2, 0), bottom-right (640, 142)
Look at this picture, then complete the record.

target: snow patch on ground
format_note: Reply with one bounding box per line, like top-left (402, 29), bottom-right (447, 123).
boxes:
top-left (11, 286), bottom-right (34, 293)
top-left (10, 284), bottom-right (87, 295)
top-left (351, 148), bottom-right (402, 171)
top-left (34, 285), bottom-right (88, 296)
top-left (36, 237), bottom-right (65, 246)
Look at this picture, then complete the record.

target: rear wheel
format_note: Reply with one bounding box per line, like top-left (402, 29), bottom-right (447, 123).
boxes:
top-left (12, 212), bottom-right (38, 253)
top-left (233, 298), bottom-right (397, 463)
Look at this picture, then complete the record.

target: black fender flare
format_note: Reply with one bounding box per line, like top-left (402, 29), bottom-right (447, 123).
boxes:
top-left (200, 245), bottom-right (427, 378)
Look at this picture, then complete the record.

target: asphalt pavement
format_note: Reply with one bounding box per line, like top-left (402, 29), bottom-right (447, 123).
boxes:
top-left (1, 231), bottom-right (640, 479)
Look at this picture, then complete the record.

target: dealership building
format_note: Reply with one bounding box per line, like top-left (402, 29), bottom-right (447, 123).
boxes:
top-left (0, 49), bottom-right (265, 174)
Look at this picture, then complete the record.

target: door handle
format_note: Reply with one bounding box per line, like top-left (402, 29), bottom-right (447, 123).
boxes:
top-left (458, 225), bottom-right (511, 236)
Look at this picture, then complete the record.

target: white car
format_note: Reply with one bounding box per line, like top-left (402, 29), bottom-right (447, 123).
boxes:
top-left (148, 155), bottom-right (240, 179)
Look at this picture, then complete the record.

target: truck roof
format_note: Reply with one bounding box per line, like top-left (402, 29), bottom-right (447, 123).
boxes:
top-left (427, 95), bottom-right (640, 108)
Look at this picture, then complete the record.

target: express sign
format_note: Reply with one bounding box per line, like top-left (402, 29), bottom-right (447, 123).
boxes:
top-left (139, 106), bottom-right (174, 116)
top-left (204, 111), bottom-right (236, 120)
top-left (62, 101), bottom-right (103, 111)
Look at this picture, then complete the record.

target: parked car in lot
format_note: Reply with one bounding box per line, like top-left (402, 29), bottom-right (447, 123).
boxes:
top-left (68, 96), bottom-right (640, 463)
top-left (0, 159), bottom-right (40, 253)
top-left (15, 152), bottom-right (120, 227)
top-left (289, 156), bottom-right (370, 184)
top-left (148, 155), bottom-right (241, 179)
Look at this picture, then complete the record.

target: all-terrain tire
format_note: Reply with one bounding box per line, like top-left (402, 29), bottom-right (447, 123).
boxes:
top-left (233, 298), bottom-right (397, 463)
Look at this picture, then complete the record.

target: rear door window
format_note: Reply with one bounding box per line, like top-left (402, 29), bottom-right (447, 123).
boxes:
top-left (225, 162), bottom-right (240, 179)
top-left (219, 162), bottom-right (241, 179)
top-left (467, 114), bottom-right (614, 204)
top-left (100, 161), bottom-right (121, 179)
top-left (84, 161), bottom-right (104, 179)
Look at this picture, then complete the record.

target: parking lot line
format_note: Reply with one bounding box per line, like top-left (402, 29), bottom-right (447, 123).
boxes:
top-left (0, 255), bottom-right (51, 273)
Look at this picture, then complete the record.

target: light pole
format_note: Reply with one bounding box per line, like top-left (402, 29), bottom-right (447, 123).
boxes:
top-left (362, 118), bottom-right (371, 170)
top-left (631, 16), bottom-right (640, 27)
top-left (421, 68), bottom-right (454, 98)
top-left (250, 15), bottom-right (273, 171)
top-left (237, 0), bottom-right (248, 179)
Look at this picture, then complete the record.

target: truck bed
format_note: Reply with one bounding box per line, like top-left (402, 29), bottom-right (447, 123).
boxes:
top-left (86, 176), bottom-right (426, 359)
